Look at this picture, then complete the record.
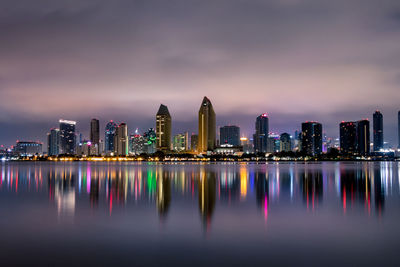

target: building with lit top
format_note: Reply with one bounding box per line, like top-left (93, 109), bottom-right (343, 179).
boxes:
top-left (59, 119), bottom-right (76, 155)
top-left (198, 97), bottom-right (216, 153)
top-left (301, 121), bottom-right (322, 156)
top-left (156, 104), bottom-right (172, 152)
top-left (373, 110), bottom-right (383, 152)
top-left (253, 114), bottom-right (269, 153)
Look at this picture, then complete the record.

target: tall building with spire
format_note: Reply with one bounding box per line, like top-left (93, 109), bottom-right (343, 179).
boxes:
top-left (373, 110), bottom-right (383, 152)
top-left (156, 104), bottom-right (172, 152)
top-left (198, 97), bottom-right (216, 153)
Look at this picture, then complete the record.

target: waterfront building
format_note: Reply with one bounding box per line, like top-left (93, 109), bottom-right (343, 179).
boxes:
top-left (156, 104), bottom-right (172, 152)
top-left (14, 141), bottom-right (42, 156)
top-left (301, 122), bottom-right (322, 156)
top-left (105, 121), bottom-right (118, 154)
top-left (47, 128), bottom-right (60, 156)
top-left (114, 123), bottom-right (128, 156)
top-left (173, 132), bottom-right (189, 152)
top-left (90, 119), bottom-right (100, 146)
top-left (253, 114), bottom-right (269, 153)
top-left (220, 125), bottom-right (240, 146)
top-left (191, 134), bottom-right (198, 152)
top-left (267, 133), bottom-right (280, 153)
top-left (340, 120), bottom-right (370, 156)
top-left (240, 137), bottom-right (254, 154)
top-left (198, 97), bottom-right (216, 153)
top-left (143, 128), bottom-right (157, 154)
top-left (373, 110), bottom-right (383, 152)
top-left (59, 119), bottom-right (76, 155)
top-left (280, 133), bottom-right (292, 152)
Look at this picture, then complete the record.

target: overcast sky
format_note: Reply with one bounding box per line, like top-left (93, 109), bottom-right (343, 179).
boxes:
top-left (0, 0), bottom-right (399, 147)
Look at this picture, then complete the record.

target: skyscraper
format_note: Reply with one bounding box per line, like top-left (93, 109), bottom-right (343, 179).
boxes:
top-left (105, 121), bottom-right (118, 154)
top-left (191, 134), bottom-right (198, 152)
top-left (301, 122), bottom-right (322, 156)
top-left (47, 128), bottom-right (60, 156)
top-left (253, 114), bottom-right (269, 153)
top-left (280, 133), bottom-right (292, 152)
top-left (357, 120), bottom-right (370, 155)
top-left (156, 104), bottom-right (172, 152)
top-left (373, 110), bottom-right (383, 152)
top-left (59, 119), bottom-right (76, 155)
top-left (340, 120), bottom-right (370, 155)
top-left (220, 125), bottom-right (240, 146)
top-left (90, 119), bottom-right (100, 145)
top-left (114, 123), bottom-right (128, 156)
top-left (340, 121), bottom-right (357, 154)
top-left (198, 97), bottom-right (216, 153)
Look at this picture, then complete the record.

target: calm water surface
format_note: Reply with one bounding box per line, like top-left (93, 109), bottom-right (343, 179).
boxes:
top-left (0, 161), bottom-right (399, 266)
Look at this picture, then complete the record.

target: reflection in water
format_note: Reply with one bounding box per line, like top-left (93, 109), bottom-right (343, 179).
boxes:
top-left (157, 170), bottom-right (171, 221)
top-left (199, 168), bottom-right (216, 231)
top-left (0, 162), bottom-right (398, 228)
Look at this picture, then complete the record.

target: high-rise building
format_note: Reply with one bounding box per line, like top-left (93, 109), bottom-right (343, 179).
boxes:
top-left (340, 120), bottom-right (370, 155)
top-left (373, 110), bottom-right (383, 152)
top-left (280, 133), bottom-right (292, 152)
top-left (253, 114), bottom-right (269, 153)
top-left (90, 119), bottom-right (100, 145)
top-left (105, 121), bottom-right (118, 154)
top-left (198, 97), bottom-right (216, 153)
top-left (267, 133), bottom-right (280, 153)
top-left (220, 126), bottom-right (240, 146)
top-left (357, 120), bottom-right (370, 155)
top-left (114, 123), bottom-right (128, 156)
top-left (143, 128), bottom-right (157, 154)
top-left (301, 122), bottom-right (322, 156)
top-left (47, 128), bottom-right (60, 156)
top-left (340, 121), bottom-right (357, 154)
top-left (191, 134), bottom-right (198, 152)
top-left (156, 104), bottom-right (172, 152)
top-left (173, 132), bottom-right (189, 152)
top-left (59, 119), bottom-right (76, 155)
top-left (240, 137), bottom-right (254, 154)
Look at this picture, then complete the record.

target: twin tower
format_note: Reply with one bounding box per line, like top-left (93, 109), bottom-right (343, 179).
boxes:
top-left (156, 96), bottom-right (216, 153)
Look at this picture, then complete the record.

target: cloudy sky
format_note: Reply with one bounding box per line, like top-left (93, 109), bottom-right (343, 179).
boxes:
top-left (0, 0), bottom-right (399, 147)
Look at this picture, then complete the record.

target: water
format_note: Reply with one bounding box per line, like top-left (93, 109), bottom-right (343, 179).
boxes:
top-left (0, 161), bottom-right (399, 266)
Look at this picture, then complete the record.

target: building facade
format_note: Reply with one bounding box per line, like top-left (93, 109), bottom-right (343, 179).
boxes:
top-left (220, 125), bottom-right (240, 146)
top-left (14, 141), bottom-right (42, 156)
top-left (47, 128), bottom-right (60, 156)
top-left (373, 110), bottom-right (383, 152)
top-left (105, 121), bottom-right (118, 154)
top-left (90, 119), bottom-right (100, 145)
top-left (280, 133), bottom-right (292, 152)
top-left (173, 132), bottom-right (189, 152)
top-left (340, 120), bottom-right (370, 155)
top-left (253, 114), bottom-right (269, 153)
top-left (198, 97), bottom-right (216, 153)
top-left (301, 122), bottom-right (322, 156)
top-left (115, 123), bottom-right (128, 156)
top-left (59, 119), bottom-right (76, 155)
top-left (156, 104), bottom-right (172, 152)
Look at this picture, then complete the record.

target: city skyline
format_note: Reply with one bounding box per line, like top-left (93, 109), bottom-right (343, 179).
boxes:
top-left (1, 1), bottom-right (400, 146)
